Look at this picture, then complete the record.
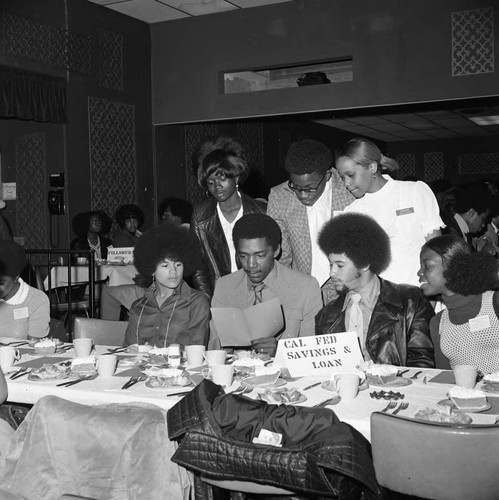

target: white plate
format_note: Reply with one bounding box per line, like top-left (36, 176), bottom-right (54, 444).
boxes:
top-left (321, 380), bottom-right (369, 392)
top-left (241, 377), bottom-right (285, 389)
top-left (438, 398), bottom-right (491, 413)
top-left (368, 377), bottom-right (412, 388)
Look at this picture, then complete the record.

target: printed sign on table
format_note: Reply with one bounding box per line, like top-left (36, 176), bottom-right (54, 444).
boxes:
top-left (273, 331), bottom-right (363, 377)
top-left (107, 247), bottom-right (134, 264)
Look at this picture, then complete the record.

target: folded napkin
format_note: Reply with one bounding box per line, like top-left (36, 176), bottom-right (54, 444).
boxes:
top-left (428, 370), bottom-right (455, 385)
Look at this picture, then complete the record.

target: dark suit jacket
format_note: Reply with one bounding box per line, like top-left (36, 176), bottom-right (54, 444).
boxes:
top-left (70, 235), bottom-right (113, 260)
top-left (191, 192), bottom-right (266, 297)
top-left (315, 278), bottom-right (435, 368)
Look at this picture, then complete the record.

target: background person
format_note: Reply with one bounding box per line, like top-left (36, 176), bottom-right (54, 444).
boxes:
top-left (70, 210), bottom-right (113, 261)
top-left (190, 136), bottom-right (266, 297)
top-left (124, 223), bottom-right (209, 348)
top-left (315, 213), bottom-right (435, 367)
top-left (112, 204), bottom-right (145, 247)
top-left (267, 139), bottom-right (354, 304)
top-left (210, 213), bottom-right (322, 357)
top-left (0, 369), bottom-right (14, 456)
top-left (0, 241), bottom-right (49, 339)
top-left (336, 137), bottom-right (443, 287)
top-left (419, 234), bottom-right (499, 374)
top-left (158, 197), bottom-right (193, 228)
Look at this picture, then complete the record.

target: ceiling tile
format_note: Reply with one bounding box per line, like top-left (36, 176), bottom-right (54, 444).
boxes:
top-left (108, 0), bottom-right (188, 22)
top-left (162, 0), bottom-right (237, 16)
top-left (347, 116), bottom-right (389, 125)
top-left (382, 113), bottom-right (418, 123)
top-left (231, 0), bottom-right (293, 6)
top-left (424, 129), bottom-right (462, 139)
top-left (88, 0), bottom-right (129, 4)
top-left (431, 118), bottom-right (475, 127)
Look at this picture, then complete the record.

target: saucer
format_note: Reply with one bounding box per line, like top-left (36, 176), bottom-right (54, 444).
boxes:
top-left (438, 398), bottom-right (491, 413)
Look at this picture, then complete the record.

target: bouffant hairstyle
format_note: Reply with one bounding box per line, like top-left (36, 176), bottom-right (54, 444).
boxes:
top-left (115, 204), bottom-right (145, 230)
top-left (158, 197), bottom-right (193, 224)
top-left (194, 137), bottom-right (249, 189)
top-left (133, 223), bottom-right (202, 279)
top-left (318, 213), bottom-right (391, 275)
top-left (453, 182), bottom-right (491, 216)
top-left (337, 137), bottom-right (399, 173)
top-left (232, 213), bottom-right (281, 252)
top-left (284, 139), bottom-right (332, 175)
top-left (72, 210), bottom-right (112, 237)
top-left (0, 241), bottom-right (26, 278)
top-left (423, 235), bottom-right (499, 295)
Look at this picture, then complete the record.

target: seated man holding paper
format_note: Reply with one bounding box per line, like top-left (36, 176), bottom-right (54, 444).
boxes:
top-left (210, 213), bottom-right (322, 356)
top-left (315, 213), bottom-right (435, 367)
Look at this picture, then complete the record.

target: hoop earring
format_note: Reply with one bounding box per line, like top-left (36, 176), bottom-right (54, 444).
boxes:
top-left (205, 190), bottom-right (210, 198)
top-left (152, 274), bottom-right (156, 284)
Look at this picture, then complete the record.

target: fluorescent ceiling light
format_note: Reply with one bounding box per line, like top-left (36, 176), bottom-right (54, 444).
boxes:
top-left (468, 115), bottom-right (499, 125)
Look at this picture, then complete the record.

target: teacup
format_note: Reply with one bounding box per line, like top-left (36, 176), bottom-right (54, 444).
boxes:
top-left (0, 346), bottom-right (21, 372)
top-left (333, 373), bottom-right (360, 400)
top-left (204, 349), bottom-right (227, 367)
top-left (73, 338), bottom-right (93, 357)
top-left (76, 257), bottom-right (88, 266)
top-left (97, 355), bottom-right (117, 377)
top-left (203, 364), bottom-right (234, 387)
top-left (185, 345), bottom-right (206, 367)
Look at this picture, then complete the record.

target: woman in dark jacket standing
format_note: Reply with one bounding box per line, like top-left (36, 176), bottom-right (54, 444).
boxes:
top-left (191, 137), bottom-right (266, 297)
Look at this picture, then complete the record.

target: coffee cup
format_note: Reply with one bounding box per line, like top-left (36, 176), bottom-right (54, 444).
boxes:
top-left (97, 355), bottom-right (117, 377)
top-left (0, 346), bottom-right (21, 372)
top-left (453, 364), bottom-right (478, 389)
top-left (73, 338), bottom-right (93, 357)
top-left (204, 349), bottom-right (226, 367)
top-left (76, 257), bottom-right (88, 266)
top-left (203, 364), bottom-right (234, 387)
top-left (334, 373), bottom-right (360, 400)
top-left (185, 345), bottom-right (206, 367)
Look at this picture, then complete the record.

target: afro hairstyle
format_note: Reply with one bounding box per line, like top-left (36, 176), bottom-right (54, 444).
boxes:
top-left (423, 234), bottom-right (499, 295)
top-left (318, 213), bottom-right (391, 275)
top-left (0, 240), bottom-right (26, 278)
top-left (133, 222), bottom-right (202, 279)
top-left (158, 197), bottom-right (193, 224)
top-left (232, 213), bottom-right (281, 252)
top-left (71, 210), bottom-right (112, 237)
top-left (114, 204), bottom-right (145, 229)
top-left (453, 182), bottom-right (492, 216)
top-left (284, 139), bottom-right (332, 175)
top-left (193, 136), bottom-right (249, 188)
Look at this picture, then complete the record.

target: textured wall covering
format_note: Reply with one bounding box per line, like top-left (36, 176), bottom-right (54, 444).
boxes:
top-left (98, 30), bottom-right (124, 91)
top-left (452, 7), bottom-right (494, 76)
top-left (4, 11), bottom-right (92, 74)
top-left (424, 152), bottom-right (444, 182)
top-left (88, 97), bottom-right (136, 218)
top-left (396, 153), bottom-right (416, 179)
top-left (459, 153), bottom-right (499, 174)
top-left (15, 133), bottom-right (48, 248)
top-left (237, 122), bottom-right (264, 177)
top-left (184, 123), bottom-right (218, 206)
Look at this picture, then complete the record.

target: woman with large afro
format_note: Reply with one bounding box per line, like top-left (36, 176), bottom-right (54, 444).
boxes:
top-left (190, 136), bottom-right (266, 297)
top-left (419, 234), bottom-right (499, 373)
top-left (0, 241), bottom-right (49, 339)
top-left (124, 223), bottom-right (209, 348)
top-left (70, 210), bottom-right (113, 261)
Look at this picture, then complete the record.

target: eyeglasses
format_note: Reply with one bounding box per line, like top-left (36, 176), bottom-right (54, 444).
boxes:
top-left (287, 170), bottom-right (331, 193)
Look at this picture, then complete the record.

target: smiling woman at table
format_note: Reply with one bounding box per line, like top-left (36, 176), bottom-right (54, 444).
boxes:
top-left (124, 223), bottom-right (209, 348)
top-left (0, 241), bottom-right (49, 339)
top-left (419, 234), bottom-right (499, 374)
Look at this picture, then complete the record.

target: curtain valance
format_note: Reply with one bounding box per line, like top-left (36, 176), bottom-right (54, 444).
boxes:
top-left (0, 64), bottom-right (66, 123)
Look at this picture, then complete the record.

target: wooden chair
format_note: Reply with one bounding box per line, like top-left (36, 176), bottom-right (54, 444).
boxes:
top-left (73, 317), bottom-right (127, 346)
top-left (371, 412), bottom-right (499, 500)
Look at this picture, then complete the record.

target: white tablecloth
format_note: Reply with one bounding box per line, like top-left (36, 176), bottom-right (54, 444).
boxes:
top-left (44, 264), bottom-right (137, 289)
top-left (5, 345), bottom-right (499, 442)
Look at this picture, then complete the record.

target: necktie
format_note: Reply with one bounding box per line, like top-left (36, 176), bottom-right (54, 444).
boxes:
top-left (252, 283), bottom-right (266, 305)
top-left (347, 292), bottom-right (363, 345)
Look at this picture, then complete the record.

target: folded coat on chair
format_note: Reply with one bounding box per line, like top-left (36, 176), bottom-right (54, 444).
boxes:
top-left (167, 380), bottom-right (381, 500)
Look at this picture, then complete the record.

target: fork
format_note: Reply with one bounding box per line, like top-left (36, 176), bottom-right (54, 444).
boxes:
top-left (123, 375), bottom-right (146, 389)
top-left (381, 401), bottom-right (397, 412)
top-left (9, 367), bottom-right (28, 380)
top-left (392, 402), bottom-right (409, 415)
top-left (410, 370), bottom-right (423, 380)
top-left (57, 375), bottom-right (93, 387)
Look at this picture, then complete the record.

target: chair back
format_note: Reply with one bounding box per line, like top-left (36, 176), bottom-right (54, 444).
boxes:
top-left (201, 477), bottom-right (293, 495)
top-left (430, 314), bottom-right (451, 369)
top-left (73, 318), bottom-right (127, 346)
top-left (371, 412), bottom-right (499, 500)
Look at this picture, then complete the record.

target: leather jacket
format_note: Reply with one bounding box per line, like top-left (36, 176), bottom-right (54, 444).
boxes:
top-left (190, 193), bottom-right (266, 297)
top-left (168, 379), bottom-right (381, 500)
top-left (315, 278), bottom-right (435, 368)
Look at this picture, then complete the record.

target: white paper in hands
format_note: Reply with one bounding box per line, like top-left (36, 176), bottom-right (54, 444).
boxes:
top-left (211, 297), bottom-right (284, 347)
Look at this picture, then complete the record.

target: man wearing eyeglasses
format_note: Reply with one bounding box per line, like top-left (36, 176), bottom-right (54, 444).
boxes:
top-left (268, 139), bottom-right (354, 304)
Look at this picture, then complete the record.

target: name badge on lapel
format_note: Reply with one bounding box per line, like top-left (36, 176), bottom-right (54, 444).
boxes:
top-left (13, 307), bottom-right (29, 320)
top-left (396, 207), bottom-right (414, 216)
top-left (468, 315), bottom-right (491, 332)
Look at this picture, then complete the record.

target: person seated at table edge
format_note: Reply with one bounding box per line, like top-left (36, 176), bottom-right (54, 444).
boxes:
top-left (70, 210), bottom-right (113, 261)
top-left (210, 213), bottom-right (323, 357)
top-left (124, 223), bottom-right (209, 348)
top-left (112, 204), bottom-right (145, 248)
top-left (315, 213), bottom-right (435, 368)
top-left (0, 241), bottom-right (49, 340)
top-left (419, 234), bottom-right (499, 374)
top-left (0, 368), bottom-right (14, 456)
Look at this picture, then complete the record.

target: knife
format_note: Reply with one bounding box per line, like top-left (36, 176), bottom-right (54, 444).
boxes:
top-left (303, 381), bottom-right (322, 391)
top-left (10, 368), bottom-right (29, 380)
top-left (166, 390), bottom-right (191, 397)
